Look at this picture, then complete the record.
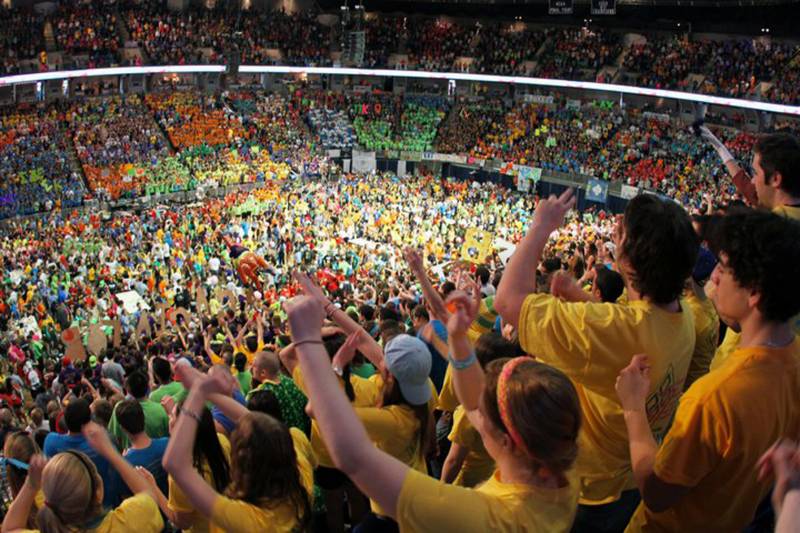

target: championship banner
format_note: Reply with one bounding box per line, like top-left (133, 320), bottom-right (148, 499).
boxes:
top-left (548, 0), bottom-right (573, 14)
top-left (461, 228), bottom-right (493, 263)
top-left (586, 178), bottom-right (609, 203)
top-left (591, 0), bottom-right (616, 15)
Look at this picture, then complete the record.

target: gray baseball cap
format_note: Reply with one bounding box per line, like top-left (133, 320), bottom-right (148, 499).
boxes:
top-left (384, 334), bottom-right (432, 406)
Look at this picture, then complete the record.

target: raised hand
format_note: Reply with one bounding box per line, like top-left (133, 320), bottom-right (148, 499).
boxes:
top-left (332, 330), bottom-right (361, 369)
top-left (27, 454), bottom-right (46, 490)
top-left (403, 247), bottom-right (424, 274)
top-left (756, 439), bottom-right (800, 517)
top-left (284, 295), bottom-right (326, 343)
top-left (615, 355), bottom-right (651, 412)
top-left (292, 271), bottom-right (328, 304)
top-left (531, 189), bottom-right (575, 235)
top-left (445, 287), bottom-right (480, 338)
top-left (83, 421), bottom-right (116, 458)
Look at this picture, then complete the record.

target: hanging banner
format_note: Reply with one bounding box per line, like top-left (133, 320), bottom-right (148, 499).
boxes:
top-left (351, 150), bottom-right (376, 173)
top-left (620, 184), bottom-right (640, 200)
top-left (586, 178), bottom-right (609, 203)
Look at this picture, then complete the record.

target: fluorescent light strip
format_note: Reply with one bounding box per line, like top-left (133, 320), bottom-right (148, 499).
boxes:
top-left (0, 64), bottom-right (797, 115)
top-left (0, 65), bottom-right (226, 87)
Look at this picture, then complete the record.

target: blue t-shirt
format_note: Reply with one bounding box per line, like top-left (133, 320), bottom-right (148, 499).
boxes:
top-left (123, 437), bottom-right (169, 498)
top-left (43, 432), bottom-right (120, 507)
top-left (212, 390), bottom-right (246, 433)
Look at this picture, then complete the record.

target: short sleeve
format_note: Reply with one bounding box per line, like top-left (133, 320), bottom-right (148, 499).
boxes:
top-left (396, 469), bottom-right (494, 533)
top-left (104, 493), bottom-right (164, 533)
top-left (448, 407), bottom-right (480, 450)
top-left (355, 406), bottom-right (410, 442)
top-left (653, 393), bottom-right (725, 487)
top-left (518, 293), bottom-right (637, 389)
top-left (210, 495), bottom-right (267, 533)
top-left (168, 475), bottom-right (192, 513)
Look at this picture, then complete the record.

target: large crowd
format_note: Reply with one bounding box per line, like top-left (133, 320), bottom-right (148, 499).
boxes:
top-left (0, 6), bottom-right (798, 104)
top-left (3, 88), bottom-right (799, 216)
top-left (0, 107), bottom-right (797, 532)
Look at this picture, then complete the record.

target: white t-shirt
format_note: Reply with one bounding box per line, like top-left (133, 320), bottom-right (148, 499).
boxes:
top-left (209, 257), bottom-right (221, 272)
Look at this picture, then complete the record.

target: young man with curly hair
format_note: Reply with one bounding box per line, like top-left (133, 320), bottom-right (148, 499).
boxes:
top-left (616, 208), bottom-right (800, 532)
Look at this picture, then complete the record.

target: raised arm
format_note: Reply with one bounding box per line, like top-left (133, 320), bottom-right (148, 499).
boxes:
top-left (285, 296), bottom-right (408, 518)
top-left (698, 126), bottom-right (757, 206)
top-left (1, 455), bottom-right (45, 533)
top-left (496, 189), bottom-right (575, 328)
top-left (162, 374), bottom-right (229, 520)
top-left (403, 247), bottom-right (449, 323)
top-left (83, 421), bottom-right (154, 498)
top-left (294, 271), bottom-right (386, 374)
top-left (445, 285), bottom-right (486, 412)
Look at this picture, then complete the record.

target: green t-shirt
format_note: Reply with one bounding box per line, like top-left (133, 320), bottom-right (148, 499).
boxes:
top-left (236, 371), bottom-right (252, 397)
top-left (109, 398), bottom-right (171, 450)
top-left (149, 381), bottom-right (187, 405)
top-left (248, 375), bottom-right (310, 436)
top-left (351, 362), bottom-right (376, 379)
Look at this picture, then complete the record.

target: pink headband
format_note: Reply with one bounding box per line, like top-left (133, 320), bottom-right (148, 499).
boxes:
top-left (496, 356), bottom-right (533, 458)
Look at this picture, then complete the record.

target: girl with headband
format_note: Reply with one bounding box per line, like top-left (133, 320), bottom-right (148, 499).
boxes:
top-left (283, 289), bottom-right (582, 532)
top-left (2, 422), bottom-right (163, 533)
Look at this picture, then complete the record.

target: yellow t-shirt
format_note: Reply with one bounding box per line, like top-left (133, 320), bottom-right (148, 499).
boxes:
top-left (209, 428), bottom-right (315, 533)
top-left (773, 203), bottom-right (800, 221)
top-left (293, 366), bottom-right (380, 467)
top-left (709, 327), bottom-right (740, 372)
top-left (169, 433), bottom-right (232, 533)
top-left (22, 493), bottom-right (163, 533)
top-left (626, 341), bottom-right (800, 532)
top-left (518, 293), bottom-right (695, 504)
top-left (683, 290), bottom-right (719, 388)
top-left (396, 468), bottom-right (578, 532)
top-left (448, 406), bottom-right (495, 488)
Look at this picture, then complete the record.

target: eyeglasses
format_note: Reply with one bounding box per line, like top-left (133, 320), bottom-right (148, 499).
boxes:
top-left (0, 457), bottom-right (29, 471)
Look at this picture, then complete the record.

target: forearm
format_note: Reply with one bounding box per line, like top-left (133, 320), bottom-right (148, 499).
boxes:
top-left (440, 444), bottom-right (466, 484)
top-left (776, 490), bottom-right (800, 533)
top-left (1, 478), bottom-right (36, 532)
top-left (295, 340), bottom-right (374, 474)
top-left (623, 408), bottom-right (658, 493)
top-left (729, 166), bottom-right (758, 206)
top-left (410, 268), bottom-right (448, 322)
top-left (207, 392), bottom-right (248, 423)
top-left (326, 306), bottom-right (384, 369)
top-left (107, 450), bottom-right (152, 495)
top-left (163, 387), bottom-right (205, 474)
top-left (496, 225), bottom-right (548, 327)
top-left (448, 333), bottom-right (485, 411)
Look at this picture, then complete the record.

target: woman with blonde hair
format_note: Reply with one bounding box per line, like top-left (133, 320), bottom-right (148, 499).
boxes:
top-left (1, 423), bottom-right (163, 533)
